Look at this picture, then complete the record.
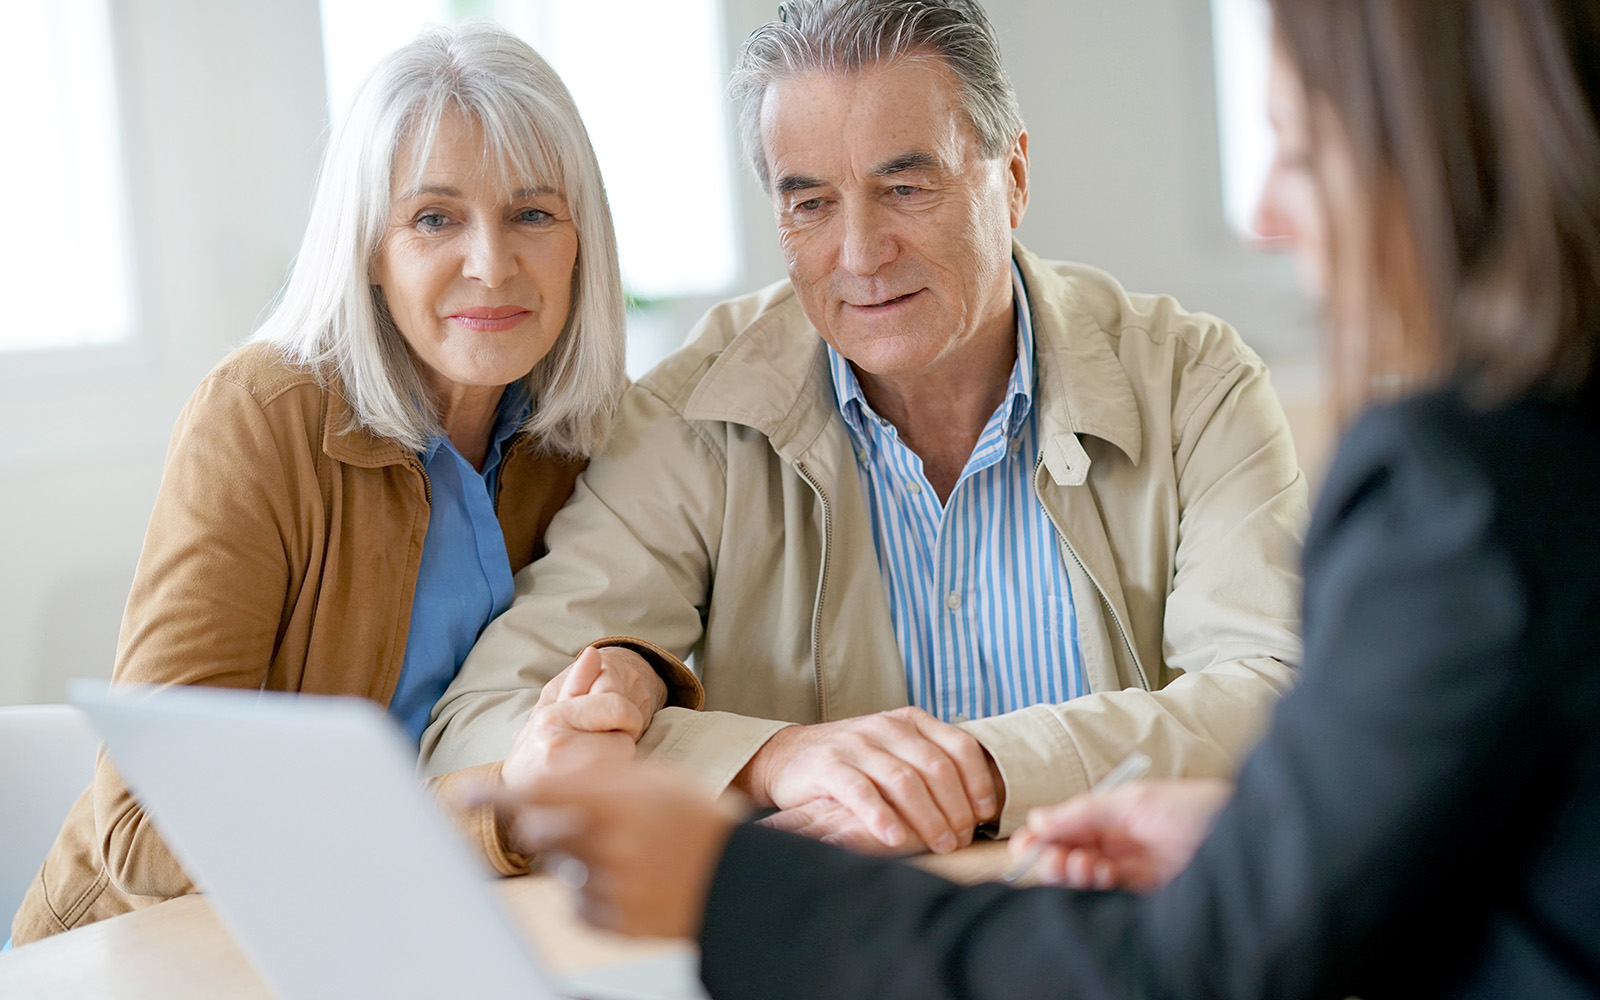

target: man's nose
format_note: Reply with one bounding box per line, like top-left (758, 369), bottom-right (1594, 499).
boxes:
top-left (462, 224), bottom-right (517, 287)
top-left (837, 200), bottom-right (896, 276)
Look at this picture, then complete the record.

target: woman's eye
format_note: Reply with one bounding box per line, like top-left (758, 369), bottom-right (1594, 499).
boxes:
top-left (517, 208), bottom-right (553, 224)
top-left (416, 212), bottom-right (450, 231)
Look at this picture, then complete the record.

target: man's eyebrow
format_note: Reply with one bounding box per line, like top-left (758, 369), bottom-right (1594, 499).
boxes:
top-left (873, 152), bottom-right (940, 176)
top-left (774, 174), bottom-right (827, 196)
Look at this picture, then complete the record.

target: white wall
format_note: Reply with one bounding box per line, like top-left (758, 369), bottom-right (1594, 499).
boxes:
top-left (0, 0), bottom-right (1318, 707)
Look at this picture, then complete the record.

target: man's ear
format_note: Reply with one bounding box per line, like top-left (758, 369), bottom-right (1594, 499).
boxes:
top-left (1007, 131), bottom-right (1030, 229)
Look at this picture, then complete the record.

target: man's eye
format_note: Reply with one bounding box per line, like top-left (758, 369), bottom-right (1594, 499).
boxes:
top-left (796, 198), bottom-right (824, 212)
top-left (890, 185), bottom-right (917, 197)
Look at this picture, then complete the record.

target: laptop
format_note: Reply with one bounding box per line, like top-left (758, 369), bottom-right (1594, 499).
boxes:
top-left (70, 681), bottom-right (708, 1000)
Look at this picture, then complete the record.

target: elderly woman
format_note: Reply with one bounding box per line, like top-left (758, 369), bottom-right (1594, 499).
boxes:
top-left (10, 24), bottom-right (689, 946)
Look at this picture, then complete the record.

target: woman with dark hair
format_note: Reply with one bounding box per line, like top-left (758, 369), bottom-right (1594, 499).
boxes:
top-left (490, 1), bottom-right (1600, 997)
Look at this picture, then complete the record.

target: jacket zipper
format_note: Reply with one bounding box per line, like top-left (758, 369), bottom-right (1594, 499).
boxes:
top-left (793, 461), bottom-right (833, 721)
top-left (1034, 455), bottom-right (1150, 692)
top-left (406, 457), bottom-right (433, 505)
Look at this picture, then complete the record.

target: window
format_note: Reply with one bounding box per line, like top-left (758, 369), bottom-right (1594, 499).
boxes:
top-left (0, 0), bottom-right (138, 352)
top-left (1211, 0), bottom-right (1274, 239)
top-left (320, 0), bottom-right (739, 303)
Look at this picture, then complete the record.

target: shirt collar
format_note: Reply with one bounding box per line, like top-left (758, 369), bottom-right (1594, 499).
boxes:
top-left (827, 261), bottom-right (1036, 451)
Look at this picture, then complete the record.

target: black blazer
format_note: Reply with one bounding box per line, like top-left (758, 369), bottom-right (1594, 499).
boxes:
top-left (697, 387), bottom-right (1600, 1000)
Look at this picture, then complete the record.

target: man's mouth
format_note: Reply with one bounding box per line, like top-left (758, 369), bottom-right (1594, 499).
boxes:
top-left (850, 290), bottom-right (920, 310)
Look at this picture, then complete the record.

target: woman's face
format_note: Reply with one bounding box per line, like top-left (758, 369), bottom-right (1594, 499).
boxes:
top-left (373, 110), bottom-right (578, 399)
top-left (1255, 41), bottom-right (1352, 304)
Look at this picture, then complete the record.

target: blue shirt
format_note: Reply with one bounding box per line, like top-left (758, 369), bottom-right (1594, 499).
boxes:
top-left (827, 264), bottom-right (1086, 722)
top-left (388, 386), bottom-right (530, 743)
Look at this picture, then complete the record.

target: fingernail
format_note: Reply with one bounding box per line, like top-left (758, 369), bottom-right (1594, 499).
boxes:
top-left (936, 833), bottom-right (957, 853)
top-left (980, 796), bottom-right (997, 815)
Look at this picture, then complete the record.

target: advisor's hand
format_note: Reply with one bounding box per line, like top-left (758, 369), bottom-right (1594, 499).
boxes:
top-left (498, 762), bottom-right (744, 938)
top-left (1010, 778), bottom-right (1232, 892)
top-left (734, 707), bottom-right (999, 855)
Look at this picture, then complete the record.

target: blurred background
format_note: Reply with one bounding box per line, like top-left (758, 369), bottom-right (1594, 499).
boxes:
top-left (0, 0), bottom-right (1326, 707)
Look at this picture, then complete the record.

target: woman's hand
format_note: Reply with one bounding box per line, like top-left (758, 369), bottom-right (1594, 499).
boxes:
top-left (501, 647), bottom-right (666, 785)
top-left (497, 762), bottom-right (744, 938)
top-left (1009, 778), bottom-right (1233, 892)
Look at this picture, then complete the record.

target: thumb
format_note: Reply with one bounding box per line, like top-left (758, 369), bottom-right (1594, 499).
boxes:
top-left (559, 646), bottom-right (605, 700)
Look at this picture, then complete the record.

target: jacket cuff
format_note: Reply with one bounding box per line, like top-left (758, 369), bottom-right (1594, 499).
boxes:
top-left (590, 635), bottom-right (705, 711)
top-left (427, 761), bottom-right (531, 877)
top-left (958, 706), bottom-right (1089, 836)
top-left (637, 707), bottom-right (795, 795)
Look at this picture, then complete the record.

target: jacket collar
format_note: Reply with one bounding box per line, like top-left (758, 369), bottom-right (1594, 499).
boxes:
top-left (320, 382), bottom-right (419, 469)
top-left (682, 240), bottom-right (1143, 476)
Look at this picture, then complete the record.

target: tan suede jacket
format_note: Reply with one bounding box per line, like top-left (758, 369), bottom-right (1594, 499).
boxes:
top-left (11, 342), bottom-right (591, 945)
top-left (423, 245), bottom-right (1308, 836)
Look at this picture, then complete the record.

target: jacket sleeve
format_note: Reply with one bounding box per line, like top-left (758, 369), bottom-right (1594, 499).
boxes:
top-left (696, 403), bottom-right (1553, 1000)
top-left (963, 356), bottom-right (1307, 833)
top-left (421, 381), bottom-right (740, 782)
top-left (91, 375), bottom-right (300, 897)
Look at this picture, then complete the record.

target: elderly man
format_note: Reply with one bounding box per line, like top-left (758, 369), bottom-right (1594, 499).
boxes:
top-left (422, 0), bottom-right (1305, 857)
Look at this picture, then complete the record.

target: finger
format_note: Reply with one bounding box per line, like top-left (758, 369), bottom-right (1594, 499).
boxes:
top-left (537, 692), bottom-right (647, 739)
top-left (535, 666), bottom-right (571, 710)
top-left (850, 747), bottom-right (963, 853)
top-left (911, 713), bottom-right (999, 822)
top-left (757, 803), bottom-right (830, 836)
top-left (505, 804), bottom-right (589, 856)
top-left (816, 762), bottom-right (912, 849)
top-left (1023, 791), bottom-right (1127, 846)
top-left (883, 739), bottom-right (979, 850)
top-left (559, 647), bottom-right (605, 700)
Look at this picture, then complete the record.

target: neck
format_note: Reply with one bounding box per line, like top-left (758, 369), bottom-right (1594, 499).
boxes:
top-left (854, 303), bottom-right (1017, 503)
top-left (436, 384), bottom-right (508, 472)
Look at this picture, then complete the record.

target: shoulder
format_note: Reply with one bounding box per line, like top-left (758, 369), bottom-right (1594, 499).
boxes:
top-left (1018, 249), bottom-right (1264, 376)
top-left (1308, 388), bottom-right (1599, 594)
top-left (190, 341), bottom-right (332, 423)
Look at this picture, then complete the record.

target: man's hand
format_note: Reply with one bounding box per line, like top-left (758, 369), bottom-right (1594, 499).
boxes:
top-left (1009, 777), bottom-right (1232, 892)
top-left (733, 706), bottom-right (1000, 855)
top-left (757, 797), bottom-right (928, 856)
top-left (498, 762), bottom-right (744, 938)
top-left (501, 647), bottom-right (666, 786)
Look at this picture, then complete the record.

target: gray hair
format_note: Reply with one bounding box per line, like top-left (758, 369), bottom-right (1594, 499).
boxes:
top-left (730, 0), bottom-right (1025, 190)
top-left (257, 23), bottom-right (626, 457)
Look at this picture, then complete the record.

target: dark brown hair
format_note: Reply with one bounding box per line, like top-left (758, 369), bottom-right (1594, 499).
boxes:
top-left (1268, 0), bottom-right (1600, 411)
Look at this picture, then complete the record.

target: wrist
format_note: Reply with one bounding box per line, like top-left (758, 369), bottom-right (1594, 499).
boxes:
top-left (730, 726), bottom-right (794, 808)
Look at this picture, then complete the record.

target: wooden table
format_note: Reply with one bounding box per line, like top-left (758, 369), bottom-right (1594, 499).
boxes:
top-left (0, 841), bottom-right (1015, 997)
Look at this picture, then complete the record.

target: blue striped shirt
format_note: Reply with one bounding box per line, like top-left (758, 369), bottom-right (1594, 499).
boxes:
top-left (827, 264), bottom-right (1085, 722)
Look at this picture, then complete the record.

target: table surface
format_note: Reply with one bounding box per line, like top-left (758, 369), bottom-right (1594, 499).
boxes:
top-left (0, 840), bottom-right (1016, 998)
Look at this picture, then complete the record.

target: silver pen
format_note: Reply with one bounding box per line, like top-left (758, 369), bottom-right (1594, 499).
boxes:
top-left (1000, 751), bottom-right (1152, 885)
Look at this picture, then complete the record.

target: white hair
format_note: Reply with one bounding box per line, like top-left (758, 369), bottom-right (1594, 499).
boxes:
top-left (257, 22), bottom-right (626, 457)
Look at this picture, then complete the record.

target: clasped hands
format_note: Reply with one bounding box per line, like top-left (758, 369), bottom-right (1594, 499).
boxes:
top-left (511, 661), bottom-right (1006, 858)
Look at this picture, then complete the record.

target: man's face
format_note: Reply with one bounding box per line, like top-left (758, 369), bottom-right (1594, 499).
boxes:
top-left (760, 56), bottom-right (1028, 379)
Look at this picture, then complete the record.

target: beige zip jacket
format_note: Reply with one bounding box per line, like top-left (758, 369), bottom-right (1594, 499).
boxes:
top-left (423, 245), bottom-right (1308, 835)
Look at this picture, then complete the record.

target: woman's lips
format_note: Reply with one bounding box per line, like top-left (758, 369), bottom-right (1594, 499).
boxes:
top-left (448, 306), bottom-right (531, 332)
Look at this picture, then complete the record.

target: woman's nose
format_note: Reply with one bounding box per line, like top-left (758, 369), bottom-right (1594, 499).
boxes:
top-left (462, 225), bottom-right (517, 287)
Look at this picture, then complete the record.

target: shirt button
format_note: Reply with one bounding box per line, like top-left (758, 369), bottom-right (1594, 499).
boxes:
top-left (945, 591), bottom-right (962, 611)
top-left (908, 481), bottom-right (923, 495)
top-left (1009, 437), bottom-right (1022, 454)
